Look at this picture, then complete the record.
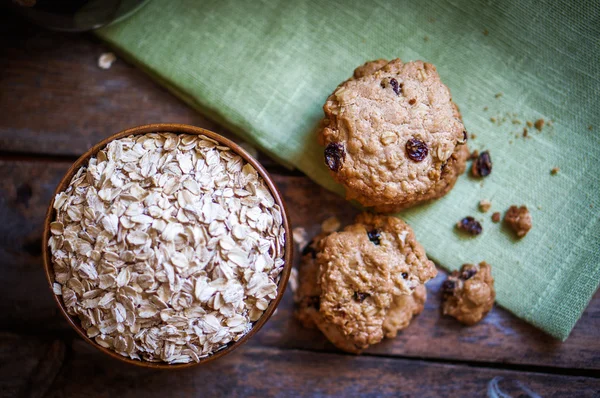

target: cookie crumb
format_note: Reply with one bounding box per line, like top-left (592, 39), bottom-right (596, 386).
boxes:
top-left (523, 128), bottom-right (528, 137)
top-left (483, 106), bottom-right (488, 111)
top-left (483, 29), bottom-right (489, 36)
top-left (98, 52), bottom-right (116, 70)
top-left (534, 119), bottom-right (545, 131)
top-left (424, 35), bottom-right (429, 42)
top-left (479, 200), bottom-right (492, 213)
top-left (491, 212), bottom-right (501, 223)
top-left (526, 121), bottom-right (534, 128)
top-left (470, 133), bottom-right (477, 140)
top-left (550, 167), bottom-right (560, 175)
top-left (504, 205), bottom-right (532, 238)
top-left (490, 117), bottom-right (497, 123)
top-left (512, 119), bottom-right (521, 125)
top-left (588, 125), bottom-right (593, 131)
top-left (321, 216), bottom-right (341, 233)
top-left (471, 150), bottom-right (492, 178)
top-left (456, 216), bottom-right (483, 236)
top-left (495, 93), bottom-right (503, 99)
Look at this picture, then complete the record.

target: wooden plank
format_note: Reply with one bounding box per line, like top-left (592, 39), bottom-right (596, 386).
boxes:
top-left (0, 159), bottom-right (69, 331)
top-left (0, 13), bottom-right (273, 166)
top-left (0, 333), bottom-right (65, 398)
top-left (0, 159), bottom-right (598, 371)
top-left (263, 279), bottom-right (600, 371)
top-left (0, 333), bottom-right (593, 398)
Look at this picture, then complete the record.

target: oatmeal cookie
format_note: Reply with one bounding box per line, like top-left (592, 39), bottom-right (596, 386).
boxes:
top-left (442, 262), bottom-right (495, 325)
top-left (317, 213), bottom-right (435, 350)
top-left (294, 222), bottom-right (432, 352)
top-left (319, 59), bottom-right (468, 212)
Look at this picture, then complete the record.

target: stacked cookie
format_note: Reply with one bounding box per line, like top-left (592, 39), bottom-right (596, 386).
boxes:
top-left (294, 59), bottom-right (493, 353)
top-left (294, 213), bottom-right (435, 353)
top-left (319, 59), bottom-right (469, 212)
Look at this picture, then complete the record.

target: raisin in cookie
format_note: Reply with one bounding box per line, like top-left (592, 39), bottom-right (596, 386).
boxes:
top-left (294, 216), bottom-right (433, 353)
top-left (442, 262), bottom-right (495, 325)
top-left (319, 59), bottom-right (468, 212)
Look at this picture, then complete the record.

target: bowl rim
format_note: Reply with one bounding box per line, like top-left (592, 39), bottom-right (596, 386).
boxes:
top-left (42, 123), bottom-right (293, 369)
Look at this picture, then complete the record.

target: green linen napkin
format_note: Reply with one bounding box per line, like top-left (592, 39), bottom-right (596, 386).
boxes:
top-left (96, 0), bottom-right (599, 340)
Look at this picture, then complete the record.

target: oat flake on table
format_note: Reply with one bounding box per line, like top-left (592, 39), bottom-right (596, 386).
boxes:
top-left (98, 52), bottom-right (117, 69)
top-left (48, 133), bottom-right (285, 364)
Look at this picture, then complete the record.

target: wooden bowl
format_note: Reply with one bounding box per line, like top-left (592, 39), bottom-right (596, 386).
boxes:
top-left (42, 123), bottom-right (293, 369)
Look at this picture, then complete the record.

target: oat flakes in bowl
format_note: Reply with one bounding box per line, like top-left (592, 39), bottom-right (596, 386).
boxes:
top-left (42, 124), bottom-right (292, 368)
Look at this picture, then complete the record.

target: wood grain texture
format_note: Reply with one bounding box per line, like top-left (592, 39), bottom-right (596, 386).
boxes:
top-left (0, 159), bottom-right (67, 331)
top-left (0, 333), bottom-right (64, 398)
top-left (265, 276), bottom-right (600, 371)
top-left (0, 333), bottom-right (597, 398)
top-left (0, 12), bottom-right (273, 165)
top-left (0, 159), bottom-right (598, 372)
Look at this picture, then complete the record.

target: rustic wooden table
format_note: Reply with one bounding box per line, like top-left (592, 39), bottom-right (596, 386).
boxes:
top-left (1, 13), bottom-right (598, 398)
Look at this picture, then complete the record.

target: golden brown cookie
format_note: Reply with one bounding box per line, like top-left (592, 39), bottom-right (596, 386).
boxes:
top-left (319, 59), bottom-right (468, 212)
top-left (294, 213), bottom-right (435, 353)
top-left (442, 262), bottom-right (495, 325)
top-left (294, 221), bottom-right (431, 353)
